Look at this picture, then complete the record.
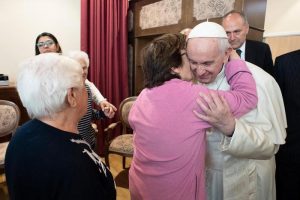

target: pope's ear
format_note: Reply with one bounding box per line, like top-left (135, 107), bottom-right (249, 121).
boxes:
top-left (226, 47), bottom-right (233, 55)
top-left (224, 47), bottom-right (232, 62)
top-left (67, 88), bottom-right (77, 107)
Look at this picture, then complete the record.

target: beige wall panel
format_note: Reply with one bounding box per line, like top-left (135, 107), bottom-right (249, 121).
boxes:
top-left (265, 36), bottom-right (300, 61)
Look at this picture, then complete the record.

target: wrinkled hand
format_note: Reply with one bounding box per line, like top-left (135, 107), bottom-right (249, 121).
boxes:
top-left (229, 50), bottom-right (241, 61)
top-left (193, 91), bottom-right (236, 136)
top-left (100, 100), bottom-right (117, 119)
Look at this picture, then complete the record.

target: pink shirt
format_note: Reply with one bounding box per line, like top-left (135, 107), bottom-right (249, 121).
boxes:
top-left (129, 60), bottom-right (257, 200)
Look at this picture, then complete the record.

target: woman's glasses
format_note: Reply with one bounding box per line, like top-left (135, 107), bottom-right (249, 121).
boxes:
top-left (36, 40), bottom-right (55, 48)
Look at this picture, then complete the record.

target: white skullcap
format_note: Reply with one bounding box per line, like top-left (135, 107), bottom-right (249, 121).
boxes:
top-left (188, 21), bottom-right (228, 39)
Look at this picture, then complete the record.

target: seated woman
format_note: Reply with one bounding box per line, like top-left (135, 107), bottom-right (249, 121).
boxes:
top-left (34, 32), bottom-right (117, 112)
top-left (67, 50), bottom-right (115, 148)
top-left (5, 53), bottom-right (116, 199)
top-left (128, 33), bottom-right (258, 200)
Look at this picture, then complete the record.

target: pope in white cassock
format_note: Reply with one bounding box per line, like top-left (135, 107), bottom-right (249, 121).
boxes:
top-left (186, 22), bottom-right (287, 200)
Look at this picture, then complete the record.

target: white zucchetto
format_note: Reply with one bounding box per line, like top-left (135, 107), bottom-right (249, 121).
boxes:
top-left (188, 21), bottom-right (228, 39)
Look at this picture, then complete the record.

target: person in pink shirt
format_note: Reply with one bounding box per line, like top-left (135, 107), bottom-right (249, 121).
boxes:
top-left (128, 32), bottom-right (257, 200)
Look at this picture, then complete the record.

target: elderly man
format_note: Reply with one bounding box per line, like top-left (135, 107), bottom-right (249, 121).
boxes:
top-left (222, 10), bottom-right (274, 76)
top-left (186, 22), bottom-right (287, 200)
top-left (5, 53), bottom-right (116, 199)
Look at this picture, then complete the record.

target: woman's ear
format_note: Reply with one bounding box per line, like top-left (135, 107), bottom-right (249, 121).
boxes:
top-left (67, 88), bottom-right (77, 107)
top-left (171, 66), bottom-right (180, 74)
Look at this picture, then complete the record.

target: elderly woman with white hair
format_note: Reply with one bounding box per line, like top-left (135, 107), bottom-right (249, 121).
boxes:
top-left (67, 50), bottom-right (116, 149)
top-left (5, 53), bottom-right (116, 199)
top-left (67, 50), bottom-right (117, 112)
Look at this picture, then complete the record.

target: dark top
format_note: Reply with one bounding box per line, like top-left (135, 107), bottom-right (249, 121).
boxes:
top-left (5, 119), bottom-right (116, 200)
top-left (245, 39), bottom-right (274, 76)
top-left (78, 84), bottom-right (106, 148)
top-left (274, 49), bottom-right (300, 158)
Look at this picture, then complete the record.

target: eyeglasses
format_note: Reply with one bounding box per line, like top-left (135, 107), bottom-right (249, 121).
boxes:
top-left (36, 40), bottom-right (55, 48)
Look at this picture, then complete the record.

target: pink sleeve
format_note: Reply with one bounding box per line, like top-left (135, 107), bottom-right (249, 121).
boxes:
top-left (217, 59), bottom-right (258, 117)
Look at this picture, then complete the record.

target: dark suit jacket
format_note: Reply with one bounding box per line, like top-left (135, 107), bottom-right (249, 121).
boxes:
top-left (274, 50), bottom-right (300, 147)
top-left (274, 49), bottom-right (300, 200)
top-left (245, 39), bottom-right (274, 76)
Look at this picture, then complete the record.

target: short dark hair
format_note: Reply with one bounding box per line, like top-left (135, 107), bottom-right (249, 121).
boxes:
top-left (141, 33), bottom-right (186, 89)
top-left (35, 32), bottom-right (62, 55)
top-left (222, 10), bottom-right (248, 25)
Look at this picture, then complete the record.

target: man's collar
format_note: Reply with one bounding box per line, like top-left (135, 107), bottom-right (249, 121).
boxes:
top-left (239, 41), bottom-right (246, 53)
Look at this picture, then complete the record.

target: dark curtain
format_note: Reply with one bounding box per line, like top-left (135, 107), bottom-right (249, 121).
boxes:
top-left (81, 0), bottom-right (129, 154)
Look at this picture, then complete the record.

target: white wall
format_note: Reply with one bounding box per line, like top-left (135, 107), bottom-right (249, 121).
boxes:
top-left (1, 0), bottom-right (299, 82)
top-left (265, 0), bottom-right (300, 37)
top-left (0, 0), bottom-right (80, 83)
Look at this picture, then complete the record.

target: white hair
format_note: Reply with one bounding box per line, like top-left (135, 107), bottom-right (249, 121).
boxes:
top-left (17, 53), bottom-right (84, 119)
top-left (66, 50), bottom-right (90, 68)
top-left (217, 38), bottom-right (231, 53)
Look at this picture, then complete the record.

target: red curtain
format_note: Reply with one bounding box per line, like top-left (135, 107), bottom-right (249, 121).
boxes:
top-left (81, 0), bottom-right (129, 154)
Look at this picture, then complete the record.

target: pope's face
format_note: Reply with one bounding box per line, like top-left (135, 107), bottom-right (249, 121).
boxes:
top-left (186, 37), bottom-right (229, 84)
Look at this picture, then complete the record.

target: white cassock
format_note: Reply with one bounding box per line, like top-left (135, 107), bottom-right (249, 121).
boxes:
top-left (205, 62), bottom-right (287, 200)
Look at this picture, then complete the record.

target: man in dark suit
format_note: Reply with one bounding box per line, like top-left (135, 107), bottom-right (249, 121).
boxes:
top-left (274, 49), bottom-right (300, 200)
top-left (222, 10), bottom-right (274, 76)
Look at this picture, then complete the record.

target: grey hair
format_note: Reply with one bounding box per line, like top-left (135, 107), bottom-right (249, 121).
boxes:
top-left (222, 10), bottom-right (248, 25)
top-left (66, 50), bottom-right (90, 68)
top-left (217, 38), bottom-right (231, 53)
top-left (17, 53), bottom-right (84, 119)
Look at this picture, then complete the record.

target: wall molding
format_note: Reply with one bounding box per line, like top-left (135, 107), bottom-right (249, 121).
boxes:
top-left (264, 31), bottom-right (300, 38)
top-left (265, 34), bottom-right (300, 60)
